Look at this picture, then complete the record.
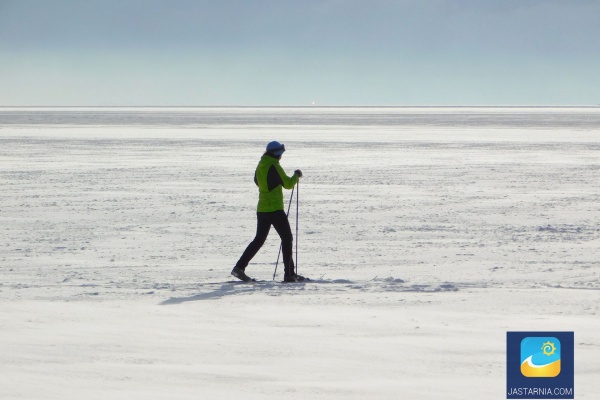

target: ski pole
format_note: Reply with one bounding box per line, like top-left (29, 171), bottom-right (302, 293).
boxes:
top-left (273, 185), bottom-right (295, 280)
top-left (295, 180), bottom-right (299, 275)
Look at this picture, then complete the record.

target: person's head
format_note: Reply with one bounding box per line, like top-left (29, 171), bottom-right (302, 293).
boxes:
top-left (265, 141), bottom-right (285, 159)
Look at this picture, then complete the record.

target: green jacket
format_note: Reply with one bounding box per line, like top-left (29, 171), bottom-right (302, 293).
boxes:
top-left (254, 154), bottom-right (299, 212)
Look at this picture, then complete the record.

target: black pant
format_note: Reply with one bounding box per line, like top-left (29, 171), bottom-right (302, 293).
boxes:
top-left (235, 210), bottom-right (295, 276)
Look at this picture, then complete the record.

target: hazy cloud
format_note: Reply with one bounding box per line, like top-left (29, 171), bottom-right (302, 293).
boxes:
top-left (1, 0), bottom-right (599, 105)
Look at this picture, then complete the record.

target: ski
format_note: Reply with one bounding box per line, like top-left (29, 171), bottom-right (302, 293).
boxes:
top-left (281, 277), bottom-right (311, 284)
top-left (226, 277), bottom-right (312, 284)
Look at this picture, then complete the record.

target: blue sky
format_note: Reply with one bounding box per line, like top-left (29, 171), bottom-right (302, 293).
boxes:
top-left (1, 0), bottom-right (599, 106)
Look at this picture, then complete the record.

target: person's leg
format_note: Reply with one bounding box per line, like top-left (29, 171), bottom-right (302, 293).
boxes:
top-left (235, 213), bottom-right (271, 271)
top-left (270, 210), bottom-right (295, 277)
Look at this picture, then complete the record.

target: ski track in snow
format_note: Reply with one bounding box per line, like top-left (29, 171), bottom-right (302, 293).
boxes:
top-left (1, 107), bottom-right (600, 399)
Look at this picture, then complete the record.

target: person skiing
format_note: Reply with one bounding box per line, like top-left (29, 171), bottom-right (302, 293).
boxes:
top-left (231, 141), bottom-right (305, 282)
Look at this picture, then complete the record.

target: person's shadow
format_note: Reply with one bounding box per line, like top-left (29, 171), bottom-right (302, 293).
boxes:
top-left (159, 281), bottom-right (279, 305)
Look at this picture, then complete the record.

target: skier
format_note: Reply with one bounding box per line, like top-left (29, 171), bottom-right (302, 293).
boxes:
top-left (231, 141), bottom-right (305, 282)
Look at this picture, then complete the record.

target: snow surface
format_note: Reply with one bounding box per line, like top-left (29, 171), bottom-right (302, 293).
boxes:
top-left (1, 107), bottom-right (599, 399)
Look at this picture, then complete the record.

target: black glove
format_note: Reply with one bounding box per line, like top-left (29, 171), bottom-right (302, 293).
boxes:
top-left (294, 169), bottom-right (303, 178)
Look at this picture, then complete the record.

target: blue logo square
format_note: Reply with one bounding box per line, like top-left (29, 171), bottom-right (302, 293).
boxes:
top-left (507, 332), bottom-right (574, 399)
top-left (520, 336), bottom-right (561, 378)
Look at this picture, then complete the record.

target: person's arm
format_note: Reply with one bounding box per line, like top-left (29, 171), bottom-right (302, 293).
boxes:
top-left (274, 164), bottom-right (299, 190)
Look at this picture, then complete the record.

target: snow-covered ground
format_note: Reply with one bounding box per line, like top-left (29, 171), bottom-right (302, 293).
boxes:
top-left (1, 107), bottom-right (599, 399)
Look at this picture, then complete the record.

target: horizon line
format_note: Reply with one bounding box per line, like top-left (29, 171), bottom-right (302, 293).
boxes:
top-left (1, 105), bottom-right (600, 108)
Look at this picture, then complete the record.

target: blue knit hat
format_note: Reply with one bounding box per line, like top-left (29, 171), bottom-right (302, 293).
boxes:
top-left (266, 141), bottom-right (285, 156)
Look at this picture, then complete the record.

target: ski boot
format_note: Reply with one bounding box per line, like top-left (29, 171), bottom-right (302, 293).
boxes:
top-left (231, 267), bottom-right (255, 282)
